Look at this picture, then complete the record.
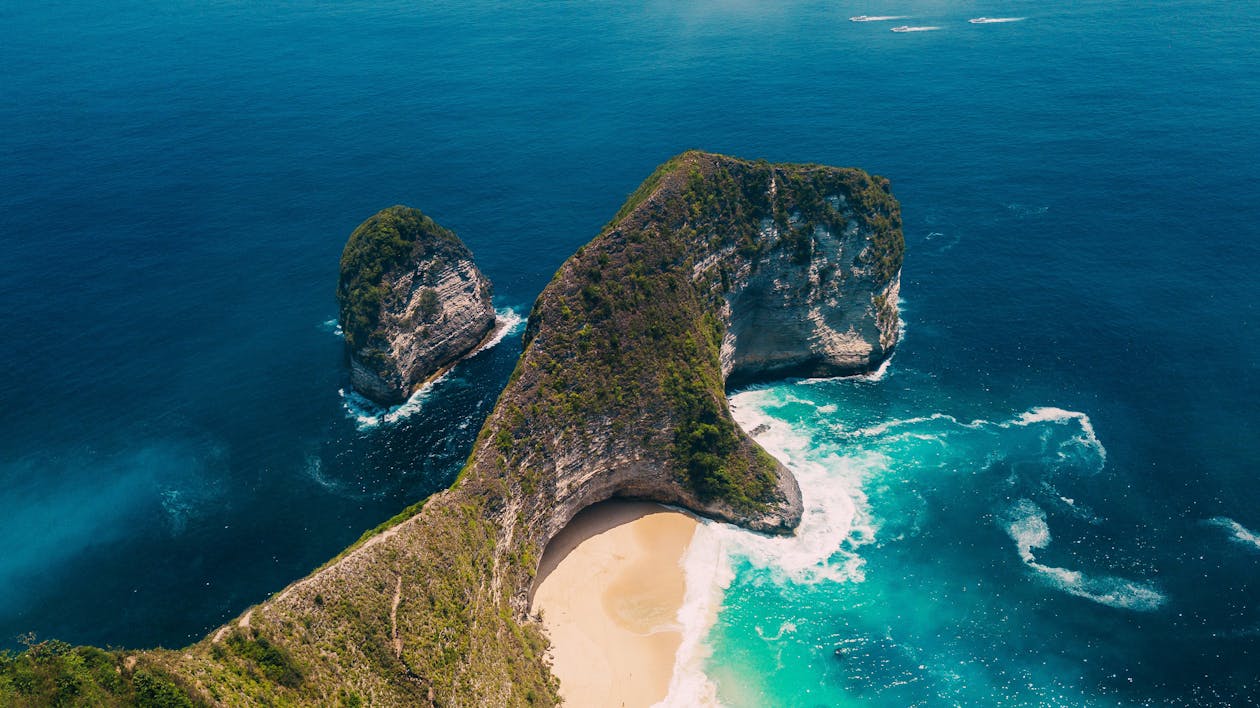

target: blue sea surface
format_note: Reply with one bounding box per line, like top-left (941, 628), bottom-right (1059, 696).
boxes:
top-left (2, 0), bottom-right (1258, 703)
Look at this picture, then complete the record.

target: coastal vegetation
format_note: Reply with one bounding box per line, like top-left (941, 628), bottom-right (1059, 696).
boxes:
top-left (0, 151), bottom-right (901, 706)
top-left (336, 206), bottom-right (461, 352)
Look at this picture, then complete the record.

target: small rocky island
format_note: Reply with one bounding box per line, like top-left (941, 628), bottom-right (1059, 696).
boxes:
top-left (1, 152), bottom-right (902, 706)
top-left (337, 205), bottom-right (497, 404)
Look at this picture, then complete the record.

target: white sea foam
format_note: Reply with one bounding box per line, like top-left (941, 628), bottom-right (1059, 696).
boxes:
top-left (925, 231), bottom-right (960, 252)
top-left (320, 318), bottom-right (344, 337)
top-left (1003, 499), bottom-right (1166, 611)
top-left (725, 390), bottom-right (881, 585)
top-left (657, 522), bottom-right (731, 707)
top-left (1006, 202), bottom-right (1048, 217)
top-left (303, 453), bottom-right (343, 493)
top-left (659, 390), bottom-right (882, 706)
top-left (799, 354), bottom-right (894, 385)
top-left (340, 374), bottom-right (447, 430)
top-left (663, 388), bottom-right (1122, 700)
top-left (339, 307), bottom-right (523, 430)
top-left (1206, 516), bottom-right (1260, 551)
top-left (1011, 406), bottom-right (1107, 469)
top-left (470, 306), bottom-right (525, 356)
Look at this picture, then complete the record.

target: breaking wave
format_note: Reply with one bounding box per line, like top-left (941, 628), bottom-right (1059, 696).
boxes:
top-left (339, 306), bottom-right (524, 429)
top-left (471, 306), bottom-right (526, 356)
top-left (340, 375), bottom-right (447, 430)
top-left (1003, 499), bottom-right (1166, 611)
top-left (1206, 516), bottom-right (1260, 551)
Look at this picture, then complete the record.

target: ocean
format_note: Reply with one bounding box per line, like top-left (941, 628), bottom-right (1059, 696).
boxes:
top-left (2, 0), bottom-right (1257, 703)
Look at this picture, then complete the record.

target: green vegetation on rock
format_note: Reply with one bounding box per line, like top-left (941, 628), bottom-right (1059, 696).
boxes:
top-left (2, 151), bottom-right (902, 707)
top-left (0, 637), bottom-right (198, 708)
top-left (336, 206), bottom-right (463, 351)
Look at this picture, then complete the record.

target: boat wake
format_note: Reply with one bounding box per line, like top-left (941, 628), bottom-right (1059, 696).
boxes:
top-left (849, 15), bottom-right (908, 22)
top-left (969, 17), bottom-right (1025, 24)
top-left (891, 26), bottom-right (940, 32)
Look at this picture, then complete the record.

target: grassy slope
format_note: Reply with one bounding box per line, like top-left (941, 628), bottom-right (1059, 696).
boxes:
top-left (1, 151), bottom-right (902, 707)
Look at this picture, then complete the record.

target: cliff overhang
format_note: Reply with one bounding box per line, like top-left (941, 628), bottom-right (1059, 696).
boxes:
top-left (4, 151), bottom-right (903, 708)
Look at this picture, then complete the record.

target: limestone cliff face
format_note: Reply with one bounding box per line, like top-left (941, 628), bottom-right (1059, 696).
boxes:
top-left (337, 206), bottom-right (496, 405)
top-left (503, 152), bottom-right (903, 582)
top-left (129, 153), bottom-right (903, 708)
top-left (719, 205), bottom-right (901, 386)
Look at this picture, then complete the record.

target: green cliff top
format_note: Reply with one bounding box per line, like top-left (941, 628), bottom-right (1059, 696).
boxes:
top-left (336, 205), bottom-right (469, 351)
top-left (2, 151), bottom-right (902, 708)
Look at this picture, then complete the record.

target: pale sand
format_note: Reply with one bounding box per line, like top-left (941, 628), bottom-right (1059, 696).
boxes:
top-left (531, 501), bottom-right (698, 707)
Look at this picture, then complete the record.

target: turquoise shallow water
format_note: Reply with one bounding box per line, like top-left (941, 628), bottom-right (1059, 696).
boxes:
top-left (2, 0), bottom-right (1259, 703)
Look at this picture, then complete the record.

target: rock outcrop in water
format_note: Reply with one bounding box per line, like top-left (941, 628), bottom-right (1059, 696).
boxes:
top-left (2, 152), bottom-right (903, 707)
top-left (337, 206), bottom-right (496, 405)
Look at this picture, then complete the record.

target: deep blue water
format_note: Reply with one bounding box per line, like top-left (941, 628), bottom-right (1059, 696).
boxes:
top-left (2, 0), bottom-right (1258, 703)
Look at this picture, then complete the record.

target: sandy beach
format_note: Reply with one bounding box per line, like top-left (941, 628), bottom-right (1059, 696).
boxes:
top-left (531, 501), bottom-right (698, 707)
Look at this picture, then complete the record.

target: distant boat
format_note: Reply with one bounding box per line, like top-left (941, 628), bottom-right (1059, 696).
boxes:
top-left (969, 17), bottom-right (990, 23)
top-left (969, 17), bottom-right (1024, 23)
top-left (849, 15), bottom-right (907, 22)
top-left (890, 26), bottom-right (911, 32)
top-left (890, 25), bottom-right (940, 32)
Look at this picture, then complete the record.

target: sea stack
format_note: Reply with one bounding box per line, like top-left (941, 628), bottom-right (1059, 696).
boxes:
top-left (103, 153), bottom-right (903, 707)
top-left (337, 205), bottom-right (496, 405)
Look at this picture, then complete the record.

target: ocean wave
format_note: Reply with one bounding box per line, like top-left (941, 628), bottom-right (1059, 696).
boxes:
top-left (657, 523), bottom-right (730, 707)
top-left (924, 230), bottom-right (959, 252)
top-left (1011, 406), bottom-right (1107, 469)
top-left (340, 375), bottom-right (447, 430)
top-left (670, 389), bottom-right (1124, 699)
top-left (339, 307), bottom-right (523, 430)
top-left (470, 306), bottom-right (526, 356)
top-left (723, 390), bottom-right (881, 585)
top-left (1003, 499), bottom-right (1165, 611)
top-left (1206, 516), bottom-right (1260, 551)
top-left (657, 391), bottom-right (885, 705)
top-left (302, 453), bottom-right (342, 493)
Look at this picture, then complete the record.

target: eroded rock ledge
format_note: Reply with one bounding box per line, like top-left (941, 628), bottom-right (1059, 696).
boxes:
top-left (11, 152), bottom-right (903, 707)
top-left (337, 205), bottom-right (496, 405)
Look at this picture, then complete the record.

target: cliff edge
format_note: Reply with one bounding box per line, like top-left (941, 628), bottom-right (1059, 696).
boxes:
top-left (0, 152), bottom-right (902, 707)
top-left (337, 206), bottom-right (496, 405)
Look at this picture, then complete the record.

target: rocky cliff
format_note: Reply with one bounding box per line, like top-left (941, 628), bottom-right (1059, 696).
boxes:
top-left (337, 206), bottom-right (496, 405)
top-left (1, 152), bottom-right (903, 707)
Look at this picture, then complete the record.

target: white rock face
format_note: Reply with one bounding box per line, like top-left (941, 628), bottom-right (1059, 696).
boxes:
top-left (339, 206), bottom-right (497, 404)
top-left (714, 209), bottom-right (901, 384)
top-left (350, 255), bottom-right (496, 404)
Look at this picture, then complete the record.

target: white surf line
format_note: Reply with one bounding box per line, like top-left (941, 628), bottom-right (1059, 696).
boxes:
top-left (1207, 516), bottom-right (1260, 551)
top-left (470, 306), bottom-right (525, 356)
top-left (341, 306), bottom-right (525, 429)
